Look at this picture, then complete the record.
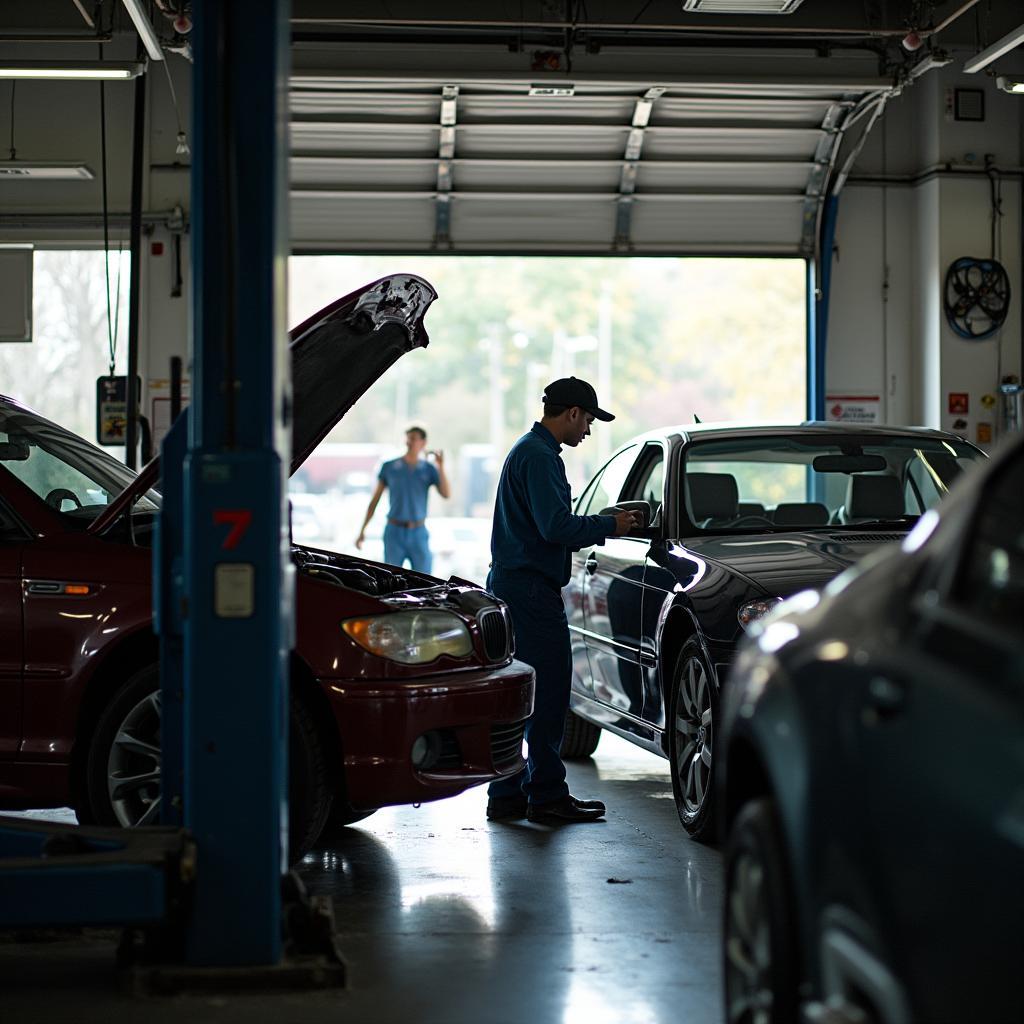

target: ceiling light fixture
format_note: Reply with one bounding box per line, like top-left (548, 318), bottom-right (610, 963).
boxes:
top-left (0, 60), bottom-right (144, 80)
top-left (963, 21), bottom-right (1024, 73)
top-left (0, 162), bottom-right (94, 180)
top-left (682, 0), bottom-right (807, 13)
top-left (996, 75), bottom-right (1024, 95)
top-left (120, 0), bottom-right (165, 62)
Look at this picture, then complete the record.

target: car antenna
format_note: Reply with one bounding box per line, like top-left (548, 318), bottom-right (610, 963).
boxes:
top-left (693, 413), bottom-right (702, 424)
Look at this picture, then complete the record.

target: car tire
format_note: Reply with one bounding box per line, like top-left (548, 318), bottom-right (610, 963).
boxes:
top-left (723, 798), bottom-right (799, 1024)
top-left (85, 665), bottom-right (332, 863)
top-left (668, 637), bottom-right (719, 842)
top-left (560, 708), bottom-right (601, 759)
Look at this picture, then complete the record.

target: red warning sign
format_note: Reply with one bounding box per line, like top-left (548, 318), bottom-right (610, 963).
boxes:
top-left (948, 392), bottom-right (969, 415)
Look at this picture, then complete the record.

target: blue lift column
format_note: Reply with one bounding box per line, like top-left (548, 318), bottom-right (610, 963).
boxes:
top-left (182, 0), bottom-right (293, 965)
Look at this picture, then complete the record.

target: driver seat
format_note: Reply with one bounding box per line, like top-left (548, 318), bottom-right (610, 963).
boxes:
top-left (839, 475), bottom-right (904, 524)
top-left (685, 472), bottom-right (739, 527)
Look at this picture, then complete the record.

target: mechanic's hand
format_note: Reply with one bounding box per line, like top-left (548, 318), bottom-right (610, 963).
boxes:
top-left (355, 532), bottom-right (365, 550)
top-left (612, 509), bottom-right (642, 536)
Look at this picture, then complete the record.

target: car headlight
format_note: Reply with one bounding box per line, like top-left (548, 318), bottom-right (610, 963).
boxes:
top-left (342, 611), bottom-right (473, 665)
top-left (737, 597), bottom-right (783, 631)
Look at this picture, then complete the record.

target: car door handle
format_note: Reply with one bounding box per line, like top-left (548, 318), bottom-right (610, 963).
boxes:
top-left (865, 675), bottom-right (906, 717)
top-left (585, 553), bottom-right (599, 575)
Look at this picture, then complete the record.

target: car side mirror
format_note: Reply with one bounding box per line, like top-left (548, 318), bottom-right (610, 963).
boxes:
top-left (599, 500), bottom-right (654, 536)
top-left (0, 440), bottom-right (30, 461)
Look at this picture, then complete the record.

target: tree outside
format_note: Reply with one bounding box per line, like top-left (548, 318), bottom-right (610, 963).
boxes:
top-left (288, 255), bottom-right (806, 580)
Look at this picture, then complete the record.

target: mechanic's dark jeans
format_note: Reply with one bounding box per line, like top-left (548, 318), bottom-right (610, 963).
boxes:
top-left (486, 567), bottom-right (571, 805)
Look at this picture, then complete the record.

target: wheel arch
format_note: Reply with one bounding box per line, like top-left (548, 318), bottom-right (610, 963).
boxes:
top-left (289, 652), bottom-right (344, 798)
top-left (71, 627), bottom-right (159, 816)
top-left (655, 601), bottom-right (701, 754)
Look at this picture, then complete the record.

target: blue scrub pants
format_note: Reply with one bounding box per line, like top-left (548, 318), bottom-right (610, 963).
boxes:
top-left (383, 523), bottom-right (433, 573)
top-left (486, 567), bottom-right (571, 805)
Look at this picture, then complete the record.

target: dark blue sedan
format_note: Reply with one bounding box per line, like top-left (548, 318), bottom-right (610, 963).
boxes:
top-left (561, 423), bottom-right (985, 841)
top-left (718, 432), bottom-right (1023, 1024)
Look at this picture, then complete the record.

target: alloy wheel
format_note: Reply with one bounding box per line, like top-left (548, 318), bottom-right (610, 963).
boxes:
top-left (674, 654), bottom-right (713, 816)
top-left (106, 689), bottom-right (162, 827)
top-left (725, 849), bottom-right (774, 1024)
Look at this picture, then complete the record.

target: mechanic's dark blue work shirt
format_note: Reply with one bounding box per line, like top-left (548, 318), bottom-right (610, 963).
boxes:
top-left (490, 422), bottom-right (617, 589)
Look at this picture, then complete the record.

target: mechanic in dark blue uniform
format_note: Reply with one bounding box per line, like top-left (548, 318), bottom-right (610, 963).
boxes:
top-left (487, 377), bottom-right (641, 824)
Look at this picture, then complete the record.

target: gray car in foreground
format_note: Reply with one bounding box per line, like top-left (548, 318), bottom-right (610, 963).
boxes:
top-left (719, 433), bottom-right (1023, 1024)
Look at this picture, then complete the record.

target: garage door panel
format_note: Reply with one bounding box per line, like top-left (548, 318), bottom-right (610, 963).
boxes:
top-left (451, 196), bottom-right (616, 244)
top-left (291, 157), bottom-right (437, 190)
top-left (290, 91), bottom-right (440, 121)
top-left (291, 193), bottom-right (435, 246)
top-left (455, 125), bottom-right (627, 160)
top-left (644, 127), bottom-right (823, 161)
top-left (637, 160), bottom-right (809, 193)
top-left (630, 196), bottom-right (804, 248)
top-left (454, 160), bottom-right (620, 193)
top-left (653, 96), bottom-right (837, 126)
top-left (291, 122), bottom-right (439, 156)
top-left (459, 95), bottom-right (636, 124)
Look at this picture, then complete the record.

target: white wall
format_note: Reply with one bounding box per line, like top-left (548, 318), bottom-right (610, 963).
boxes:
top-left (827, 59), bottom-right (1024, 448)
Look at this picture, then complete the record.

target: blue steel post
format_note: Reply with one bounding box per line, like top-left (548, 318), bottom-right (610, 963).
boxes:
top-left (807, 194), bottom-right (840, 422)
top-left (183, 0), bottom-right (293, 964)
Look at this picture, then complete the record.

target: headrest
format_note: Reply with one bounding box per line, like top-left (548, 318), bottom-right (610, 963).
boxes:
top-left (772, 502), bottom-right (829, 526)
top-left (845, 475), bottom-right (904, 520)
top-left (737, 502), bottom-right (766, 517)
top-left (686, 472), bottom-right (739, 522)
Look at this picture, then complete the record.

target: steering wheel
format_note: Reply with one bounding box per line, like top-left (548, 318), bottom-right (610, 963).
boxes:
top-left (729, 514), bottom-right (775, 527)
top-left (45, 487), bottom-right (83, 511)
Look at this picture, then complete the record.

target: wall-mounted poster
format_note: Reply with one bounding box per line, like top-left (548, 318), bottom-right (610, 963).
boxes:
top-left (825, 394), bottom-right (880, 424)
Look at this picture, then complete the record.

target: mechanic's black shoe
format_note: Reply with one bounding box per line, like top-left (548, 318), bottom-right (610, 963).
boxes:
top-left (526, 795), bottom-right (606, 824)
top-left (486, 795), bottom-right (528, 821)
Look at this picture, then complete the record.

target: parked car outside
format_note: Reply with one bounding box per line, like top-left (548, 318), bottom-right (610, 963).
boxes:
top-left (0, 274), bottom-right (534, 858)
top-left (718, 431), bottom-right (1023, 1024)
top-left (561, 423), bottom-right (985, 840)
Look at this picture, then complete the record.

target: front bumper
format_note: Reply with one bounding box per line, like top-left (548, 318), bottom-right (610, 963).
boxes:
top-left (319, 658), bottom-right (535, 809)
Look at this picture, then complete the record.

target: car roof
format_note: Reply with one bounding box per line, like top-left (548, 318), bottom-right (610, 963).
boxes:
top-left (623, 420), bottom-right (970, 447)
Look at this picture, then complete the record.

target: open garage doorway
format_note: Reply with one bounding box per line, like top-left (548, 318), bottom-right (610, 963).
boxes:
top-left (288, 255), bottom-right (806, 584)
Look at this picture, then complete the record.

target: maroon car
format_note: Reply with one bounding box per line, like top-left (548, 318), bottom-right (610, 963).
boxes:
top-left (0, 274), bottom-right (533, 856)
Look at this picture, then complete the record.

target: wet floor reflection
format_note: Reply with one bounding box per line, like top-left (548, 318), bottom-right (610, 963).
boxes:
top-left (299, 733), bottom-right (724, 1024)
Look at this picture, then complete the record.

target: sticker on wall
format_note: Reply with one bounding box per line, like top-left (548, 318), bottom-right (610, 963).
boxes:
top-left (976, 422), bottom-right (993, 444)
top-left (826, 394), bottom-right (880, 424)
top-left (952, 418), bottom-right (968, 432)
top-left (948, 392), bottom-right (969, 415)
top-left (981, 393), bottom-right (997, 410)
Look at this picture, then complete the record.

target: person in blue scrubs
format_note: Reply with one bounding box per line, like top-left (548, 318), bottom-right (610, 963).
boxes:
top-left (356, 426), bottom-right (450, 572)
top-left (487, 377), bottom-right (641, 825)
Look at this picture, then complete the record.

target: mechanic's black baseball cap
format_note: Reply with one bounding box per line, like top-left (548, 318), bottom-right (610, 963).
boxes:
top-left (543, 376), bottom-right (615, 421)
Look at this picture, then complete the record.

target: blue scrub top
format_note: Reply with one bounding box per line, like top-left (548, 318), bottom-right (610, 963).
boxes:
top-left (379, 457), bottom-right (440, 522)
top-left (490, 423), bottom-right (616, 588)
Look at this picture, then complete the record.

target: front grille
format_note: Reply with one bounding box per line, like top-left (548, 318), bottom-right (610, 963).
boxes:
top-left (832, 533), bottom-right (906, 544)
top-left (490, 721), bottom-right (526, 772)
top-left (477, 606), bottom-right (512, 662)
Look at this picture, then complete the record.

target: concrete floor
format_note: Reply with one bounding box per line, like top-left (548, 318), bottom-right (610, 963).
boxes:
top-left (0, 734), bottom-right (724, 1024)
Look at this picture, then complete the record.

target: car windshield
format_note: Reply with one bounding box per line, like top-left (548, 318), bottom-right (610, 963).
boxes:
top-left (682, 433), bottom-right (982, 532)
top-left (0, 402), bottom-right (160, 522)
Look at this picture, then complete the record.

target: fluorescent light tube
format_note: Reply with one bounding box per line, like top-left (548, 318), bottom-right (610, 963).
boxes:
top-left (964, 21), bottom-right (1024, 73)
top-left (121, 0), bottom-right (165, 62)
top-left (0, 60), bottom-right (144, 80)
top-left (0, 162), bottom-right (95, 180)
top-left (996, 75), bottom-right (1024, 95)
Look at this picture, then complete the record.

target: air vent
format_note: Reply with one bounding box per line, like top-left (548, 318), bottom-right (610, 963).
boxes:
top-left (832, 533), bottom-right (906, 544)
top-left (491, 721), bottom-right (526, 772)
top-left (682, 0), bottom-right (806, 12)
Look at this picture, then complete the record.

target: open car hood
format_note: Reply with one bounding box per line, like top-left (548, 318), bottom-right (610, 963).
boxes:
top-left (89, 273), bottom-right (437, 535)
